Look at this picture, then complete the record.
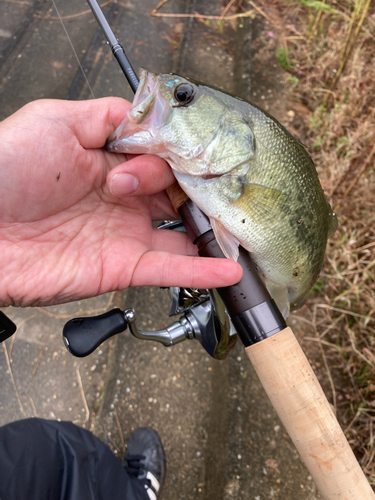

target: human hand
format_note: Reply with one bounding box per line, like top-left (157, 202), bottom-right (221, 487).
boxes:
top-left (0, 98), bottom-right (242, 307)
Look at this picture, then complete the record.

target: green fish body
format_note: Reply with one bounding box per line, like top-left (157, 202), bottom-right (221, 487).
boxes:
top-left (107, 69), bottom-right (337, 317)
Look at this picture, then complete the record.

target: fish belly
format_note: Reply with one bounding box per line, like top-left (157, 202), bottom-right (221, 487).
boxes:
top-left (173, 170), bottom-right (326, 318)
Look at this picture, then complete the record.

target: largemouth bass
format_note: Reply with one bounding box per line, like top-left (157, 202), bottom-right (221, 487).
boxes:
top-left (107, 69), bottom-right (337, 317)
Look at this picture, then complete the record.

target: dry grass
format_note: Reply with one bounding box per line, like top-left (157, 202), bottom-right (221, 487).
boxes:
top-left (274, 0), bottom-right (375, 484)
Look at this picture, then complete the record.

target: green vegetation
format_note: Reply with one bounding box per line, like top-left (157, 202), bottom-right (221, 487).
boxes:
top-left (276, 47), bottom-right (294, 70)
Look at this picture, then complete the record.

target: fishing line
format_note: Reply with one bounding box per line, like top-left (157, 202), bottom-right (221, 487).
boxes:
top-left (50, 0), bottom-right (96, 99)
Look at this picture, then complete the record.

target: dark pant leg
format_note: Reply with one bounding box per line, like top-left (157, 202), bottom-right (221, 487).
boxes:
top-left (0, 418), bottom-right (149, 500)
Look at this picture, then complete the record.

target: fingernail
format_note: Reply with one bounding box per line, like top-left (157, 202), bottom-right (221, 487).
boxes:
top-left (110, 173), bottom-right (139, 196)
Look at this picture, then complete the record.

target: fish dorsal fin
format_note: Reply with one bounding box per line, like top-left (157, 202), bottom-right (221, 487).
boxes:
top-left (209, 217), bottom-right (240, 261)
top-left (233, 183), bottom-right (288, 223)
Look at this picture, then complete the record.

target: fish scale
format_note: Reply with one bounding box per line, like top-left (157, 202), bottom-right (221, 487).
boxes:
top-left (107, 69), bottom-right (337, 317)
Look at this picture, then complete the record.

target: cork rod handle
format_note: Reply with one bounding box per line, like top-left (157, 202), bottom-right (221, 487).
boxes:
top-left (166, 183), bottom-right (188, 213)
top-left (246, 327), bottom-right (374, 499)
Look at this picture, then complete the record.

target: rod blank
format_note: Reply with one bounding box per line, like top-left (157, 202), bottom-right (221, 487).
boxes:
top-left (86, 0), bottom-right (139, 93)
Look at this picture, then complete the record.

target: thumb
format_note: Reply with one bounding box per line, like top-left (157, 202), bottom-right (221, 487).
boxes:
top-left (66, 97), bottom-right (132, 149)
top-left (107, 155), bottom-right (175, 197)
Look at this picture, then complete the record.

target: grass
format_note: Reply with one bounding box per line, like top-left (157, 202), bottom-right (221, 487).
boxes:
top-left (276, 46), bottom-right (294, 70)
top-left (272, 0), bottom-right (375, 485)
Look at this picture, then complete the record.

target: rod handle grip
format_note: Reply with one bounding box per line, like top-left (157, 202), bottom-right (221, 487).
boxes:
top-left (166, 183), bottom-right (189, 213)
top-left (245, 327), bottom-right (374, 499)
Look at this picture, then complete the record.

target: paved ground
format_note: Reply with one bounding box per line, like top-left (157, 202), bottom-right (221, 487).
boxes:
top-left (0, 1), bottom-right (322, 498)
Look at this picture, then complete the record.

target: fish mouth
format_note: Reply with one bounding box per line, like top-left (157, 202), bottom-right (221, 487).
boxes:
top-left (131, 69), bottom-right (158, 112)
top-left (106, 69), bottom-right (171, 153)
top-left (106, 129), bottom-right (154, 153)
top-left (203, 173), bottom-right (224, 180)
top-left (173, 170), bottom-right (223, 187)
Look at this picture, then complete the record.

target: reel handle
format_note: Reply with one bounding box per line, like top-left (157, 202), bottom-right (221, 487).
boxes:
top-left (62, 308), bottom-right (128, 357)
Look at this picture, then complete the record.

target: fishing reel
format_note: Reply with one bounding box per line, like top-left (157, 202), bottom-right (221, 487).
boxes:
top-left (62, 286), bottom-right (237, 360)
top-left (62, 221), bottom-right (238, 360)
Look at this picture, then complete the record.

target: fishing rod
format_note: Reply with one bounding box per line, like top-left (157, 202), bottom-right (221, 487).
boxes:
top-left (86, 0), bottom-right (138, 93)
top-left (62, 2), bottom-right (375, 499)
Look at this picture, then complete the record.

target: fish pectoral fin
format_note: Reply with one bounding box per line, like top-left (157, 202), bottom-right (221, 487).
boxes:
top-left (233, 183), bottom-right (288, 222)
top-left (209, 217), bottom-right (240, 261)
top-left (266, 282), bottom-right (290, 319)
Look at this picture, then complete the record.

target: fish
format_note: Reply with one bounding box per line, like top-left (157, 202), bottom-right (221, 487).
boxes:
top-left (107, 69), bottom-right (338, 318)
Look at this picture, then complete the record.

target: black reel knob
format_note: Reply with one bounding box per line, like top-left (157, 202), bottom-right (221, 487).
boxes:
top-left (0, 311), bottom-right (17, 343)
top-left (62, 308), bottom-right (128, 357)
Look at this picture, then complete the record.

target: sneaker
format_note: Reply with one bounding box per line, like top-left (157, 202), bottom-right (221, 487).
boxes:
top-left (124, 427), bottom-right (166, 500)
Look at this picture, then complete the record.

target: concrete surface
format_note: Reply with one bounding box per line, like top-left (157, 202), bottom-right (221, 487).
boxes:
top-left (0, 0), bottom-right (322, 498)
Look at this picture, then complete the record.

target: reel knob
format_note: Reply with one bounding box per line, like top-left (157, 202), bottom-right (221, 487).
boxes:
top-left (62, 308), bottom-right (128, 357)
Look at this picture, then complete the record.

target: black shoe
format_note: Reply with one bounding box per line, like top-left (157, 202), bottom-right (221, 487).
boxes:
top-left (124, 428), bottom-right (166, 500)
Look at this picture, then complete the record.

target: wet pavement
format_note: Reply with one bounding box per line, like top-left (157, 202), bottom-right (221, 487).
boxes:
top-left (0, 1), bottom-right (322, 498)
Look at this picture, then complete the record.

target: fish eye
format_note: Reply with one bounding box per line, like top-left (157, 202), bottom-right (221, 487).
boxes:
top-left (173, 83), bottom-right (195, 106)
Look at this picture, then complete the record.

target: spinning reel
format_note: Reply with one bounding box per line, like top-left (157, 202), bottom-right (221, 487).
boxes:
top-left (62, 222), bottom-right (238, 360)
top-left (63, 285), bottom-right (237, 360)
